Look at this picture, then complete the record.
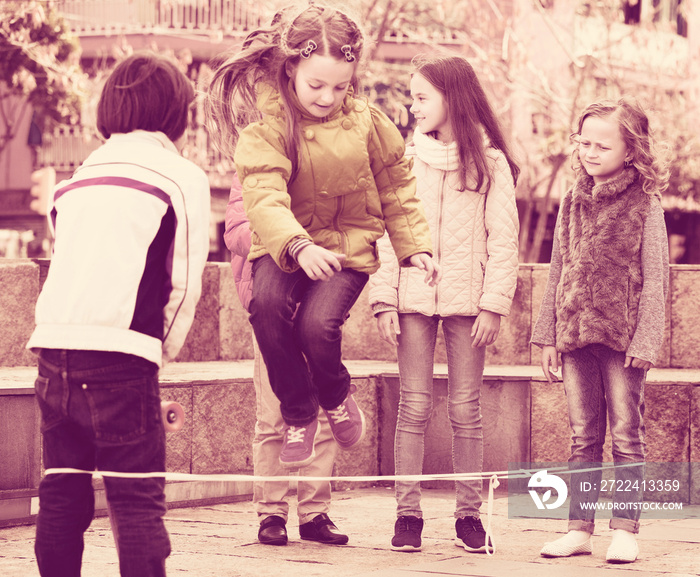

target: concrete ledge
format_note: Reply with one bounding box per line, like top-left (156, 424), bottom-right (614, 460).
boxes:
top-left (2, 362), bottom-right (699, 528)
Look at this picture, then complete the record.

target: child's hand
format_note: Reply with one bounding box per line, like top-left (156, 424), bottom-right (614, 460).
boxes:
top-left (297, 245), bottom-right (346, 281)
top-left (409, 253), bottom-right (441, 286)
top-left (376, 311), bottom-right (400, 346)
top-left (541, 346), bottom-right (560, 383)
top-left (624, 356), bottom-right (652, 371)
top-left (471, 310), bottom-right (501, 348)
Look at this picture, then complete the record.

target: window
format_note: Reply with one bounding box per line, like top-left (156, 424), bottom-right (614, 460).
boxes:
top-left (622, 0), bottom-right (687, 37)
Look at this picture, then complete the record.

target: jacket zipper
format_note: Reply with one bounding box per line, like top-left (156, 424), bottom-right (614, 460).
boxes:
top-left (435, 171), bottom-right (446, 314)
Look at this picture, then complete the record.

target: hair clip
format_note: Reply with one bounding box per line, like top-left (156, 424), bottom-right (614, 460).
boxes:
top-left (300, 39), bottom-right (317, 59)
top-left (341, 45), bottom-right (355, 62)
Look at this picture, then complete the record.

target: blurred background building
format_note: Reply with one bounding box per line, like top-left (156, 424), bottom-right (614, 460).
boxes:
top-left (1, 0), bottom-right (698, 262)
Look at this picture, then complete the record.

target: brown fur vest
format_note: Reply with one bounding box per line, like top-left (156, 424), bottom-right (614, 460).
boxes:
top-left (555, 168), bottom-right (651, 353)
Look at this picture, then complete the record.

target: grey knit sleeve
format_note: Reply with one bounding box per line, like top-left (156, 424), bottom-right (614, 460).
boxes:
top-left (627, 201), bottom-right (669, 364)
top-left (531, 210), bottom-right (564, 349)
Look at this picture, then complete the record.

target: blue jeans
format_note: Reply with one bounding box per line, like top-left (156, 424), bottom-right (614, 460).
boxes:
top-left (562, 344), bottom-right (646, 534)
top-left (394, 314), bottom-right (486, 519)
top-left (34, 349), bottom-right (170, 577)
top-left (249, 254), bottom-right (368, 426)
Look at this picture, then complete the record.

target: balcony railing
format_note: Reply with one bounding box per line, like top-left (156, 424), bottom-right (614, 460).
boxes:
top-left (36, 125), bottom-right (235, 189)
top-left (57, 0), bottom-right (264, 35)
top-left (55, 0), bottom-right (465, 44)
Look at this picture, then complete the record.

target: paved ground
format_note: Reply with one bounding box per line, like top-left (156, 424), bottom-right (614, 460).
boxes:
top-left (1, 486), bottom-right (699, 577)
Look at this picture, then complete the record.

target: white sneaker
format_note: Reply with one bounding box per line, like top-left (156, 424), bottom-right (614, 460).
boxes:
top-left (606, 529), bottom-right (639, 563)
top-left (540, 530), bottom-right (592, 557)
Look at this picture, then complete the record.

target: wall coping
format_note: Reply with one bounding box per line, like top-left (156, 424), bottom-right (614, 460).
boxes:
top-left (3, 361), bottom-right (699, 395)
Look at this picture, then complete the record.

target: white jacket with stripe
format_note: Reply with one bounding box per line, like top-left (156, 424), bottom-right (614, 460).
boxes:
top-left (27, 131), bottom-right (211, 367)
top-left (368, 128), bottom-right (519, 317)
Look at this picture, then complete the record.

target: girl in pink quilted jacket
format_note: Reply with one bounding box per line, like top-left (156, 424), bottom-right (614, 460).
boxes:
top-left (368, 53), bottom-right (520, 554)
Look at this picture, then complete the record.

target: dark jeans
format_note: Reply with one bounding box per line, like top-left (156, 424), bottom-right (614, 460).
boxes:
top-left (249, 254), bottom-right (368, 426)
top-left (34, 349), bottom-right (170, 577)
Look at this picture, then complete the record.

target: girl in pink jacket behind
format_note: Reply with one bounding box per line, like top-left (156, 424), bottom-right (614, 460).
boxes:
top-left (223, 175), bottom-right (349, 547)
top-left (368, 53), bottom-right (520, 554)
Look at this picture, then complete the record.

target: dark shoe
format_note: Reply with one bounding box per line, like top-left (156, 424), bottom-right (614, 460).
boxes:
top-left (391, 515), bottom-right (423, 551)
top-left (324, 385), bottom-right (366, 449)
top-left (258, 515), bottom-right (288, 546)
top-left (455, 516), bottom-right (493, 553)
top-left (279, 419), bottom-right (319, 468)
top-left (299, 513), bottom-right (349, 545)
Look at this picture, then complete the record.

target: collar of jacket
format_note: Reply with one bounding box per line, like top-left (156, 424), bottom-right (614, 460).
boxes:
top-left (574, 167), bottom-right (639, 204)
top-left (106, 130), bottom-right (178, 153)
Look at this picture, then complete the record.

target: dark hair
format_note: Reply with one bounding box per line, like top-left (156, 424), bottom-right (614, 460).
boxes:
top-left (97, 52), bottom-right (195, 142)
top-left (205, 3), bottom-right (364, 181)
top-left (572, 98), bottom-right (669, 198)
top-left (411, 53), bottom-right (520, 192)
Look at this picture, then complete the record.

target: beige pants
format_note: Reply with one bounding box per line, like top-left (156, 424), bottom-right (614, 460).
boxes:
top-left (252, 338), bottom-right (338, 525)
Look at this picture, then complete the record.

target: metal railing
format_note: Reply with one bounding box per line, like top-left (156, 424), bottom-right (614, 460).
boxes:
top-left (55, 0), bottom-right (465, 44)
top-left (36, 125), bottom-right (235, 188)
top-left (57, 0), bottom-right (264, 35)
top-left (36, 126), bottom-right (101, 172)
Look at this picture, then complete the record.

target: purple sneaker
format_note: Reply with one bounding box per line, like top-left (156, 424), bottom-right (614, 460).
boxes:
top-left (279, 419), bottom-right (319, 468)
top-left (324, 387), bottom-right (366, 449)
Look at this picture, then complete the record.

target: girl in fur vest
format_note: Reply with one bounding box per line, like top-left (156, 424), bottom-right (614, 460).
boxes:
top-left (368, 53), bottom-right (520, 554)
top-left (531, 98), bottom-right (669, 564)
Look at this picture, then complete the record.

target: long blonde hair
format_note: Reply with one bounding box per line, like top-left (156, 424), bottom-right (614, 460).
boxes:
top-left (205, 3), bottom-right (364, 182)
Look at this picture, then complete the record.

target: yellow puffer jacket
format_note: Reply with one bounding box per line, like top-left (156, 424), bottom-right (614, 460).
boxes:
top-left (233, 85), bottom-right (432, 274)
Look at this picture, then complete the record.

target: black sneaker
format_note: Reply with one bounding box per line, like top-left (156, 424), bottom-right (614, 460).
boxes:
top-left (455, 516), bottom-right (493, 553)
top-left (391, 515), bottom-right (423, 552)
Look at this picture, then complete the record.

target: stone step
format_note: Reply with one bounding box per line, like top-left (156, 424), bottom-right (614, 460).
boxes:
top-left (2, 361), bottom-right (699, 527)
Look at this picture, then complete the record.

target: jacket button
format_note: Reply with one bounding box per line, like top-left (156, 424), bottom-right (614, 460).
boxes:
top-left (342, 119), bottom-right (353, 130)
top-left (358, 177), bottom-right (367, 188)
top-left (244, 176), bottom-right (258, 187)
top-left (319, 190), bottom-right (328, 197)
top-left (304, 129), bottom-right (315, 140)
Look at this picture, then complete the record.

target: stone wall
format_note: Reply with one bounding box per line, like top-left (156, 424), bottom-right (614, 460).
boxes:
top-left (2, 259), bottom-right (698, 369)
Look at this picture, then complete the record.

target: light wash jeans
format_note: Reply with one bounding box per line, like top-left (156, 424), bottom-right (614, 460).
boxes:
top-left (394, 314), bottom-right (485, 519)
top-left (562, 344), bottom-right (646, 534)
top-left (252, 339), bottom-right (338, 525)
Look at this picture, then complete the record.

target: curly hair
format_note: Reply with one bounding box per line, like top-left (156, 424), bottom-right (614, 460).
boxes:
top-left (571, 98), bottom-right (669, 198)
top-left (204, 3), bottom-right (364, 181)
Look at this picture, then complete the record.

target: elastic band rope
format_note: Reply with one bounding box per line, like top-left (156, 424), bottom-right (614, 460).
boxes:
top-left (43, 461), bottom-right (643, 558)
top-left (43, 462), bottom-right (642, 483)
top-left (484, 474), bottom-right (500, 556)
